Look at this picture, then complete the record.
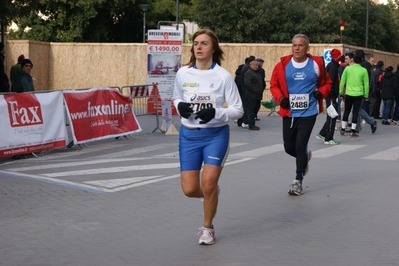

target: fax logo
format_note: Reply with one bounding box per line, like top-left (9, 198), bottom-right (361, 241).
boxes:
top-left (4, 94), bottom-right (44, 127)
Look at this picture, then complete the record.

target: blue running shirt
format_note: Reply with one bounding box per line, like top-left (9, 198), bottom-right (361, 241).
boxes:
top-left (285, 58), bottom-right (319, 117)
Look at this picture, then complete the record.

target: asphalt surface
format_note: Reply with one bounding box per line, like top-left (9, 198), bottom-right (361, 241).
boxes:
top-left (1, 111), bottom-right (399, 266)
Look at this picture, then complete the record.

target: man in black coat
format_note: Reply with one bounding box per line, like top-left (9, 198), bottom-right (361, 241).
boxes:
top-left (244, 59), bottom-right (264, 130)
top-left (316, 49), bottom-right (341, 145)
top-left (0, 42), bottom-right (10, 92)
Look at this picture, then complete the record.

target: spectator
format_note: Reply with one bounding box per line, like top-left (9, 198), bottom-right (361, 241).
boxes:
top-left (10, 54), bottom-right (25, 85)
top-left (234, 58), bottom-right (247, 127)
top-left (255, 58), bottom-right (266, 121)
top-left (379, 66), bottom-right (398, 125)
top-left (244, 59), bottom-right (263, 130)
top-left (392, 63), bottom-right (399, 124)
top-left (316, 48), bottom-right (341, 145)
top-left (237, 55), bottom-right (255, 128)
top-left (370, 60), bottom-right (384, 119)
top-left (12, 58), bottom-right (35, 92)
top-left (270, 34), bottom-right (331, 196)
top-left (0, 42), bottom-right (10, 92)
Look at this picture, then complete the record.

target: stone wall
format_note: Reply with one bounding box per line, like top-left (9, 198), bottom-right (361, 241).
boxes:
top-left (4, 40), bottom-right (399, 98)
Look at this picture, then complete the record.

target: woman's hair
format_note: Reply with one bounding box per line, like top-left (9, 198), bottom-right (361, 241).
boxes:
top-left (186, 28), bottom-right (224, 67)
top-left (385, 66), bottom-right (393, 72)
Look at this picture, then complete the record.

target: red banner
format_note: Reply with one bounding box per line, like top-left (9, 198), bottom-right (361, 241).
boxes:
top-left (0, 91), bottom-right (67, 157)
top-left (63, 88), bottom-right (142, 144)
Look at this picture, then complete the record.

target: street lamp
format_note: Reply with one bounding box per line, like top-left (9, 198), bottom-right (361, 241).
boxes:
top-left (176, 0), bottom-right (179, 30)
top-left (366, 0), bottom-right (369, 48)
top-left (140, 4), bottom-right (150, 43)
top-left (340, 20), bottom-right (345, 44)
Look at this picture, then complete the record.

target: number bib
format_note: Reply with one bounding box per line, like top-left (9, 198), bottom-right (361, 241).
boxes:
top-left (289, 94), bottom-right (309, 110)
top-left (185, 92), bottom-right (216, 112)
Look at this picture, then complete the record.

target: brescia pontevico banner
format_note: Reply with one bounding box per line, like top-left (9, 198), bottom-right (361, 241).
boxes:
top-left (63, 88), bottom-right (142, 144)
top-left (0, 91), bottom-right (67, 158)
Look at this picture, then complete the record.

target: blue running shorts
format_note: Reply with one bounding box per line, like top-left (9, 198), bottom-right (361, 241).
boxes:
top-left (179, 125), bottom-right (230, 171)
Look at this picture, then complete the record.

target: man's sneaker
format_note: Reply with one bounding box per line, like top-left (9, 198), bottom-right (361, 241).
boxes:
top-left (382, 120), bottom-right (390, 125)
top-left (339, 128), bottom-right (345, 136)
top-left (242, 123), bottom-right (249, 129)
top-left (304, 151), bottom-right (312, 176)
top-left (371, 121), bottom-right (377, 134)
top-left (350, 132), bottom-right (359, 138)
top-left (316, 134), bottom-right (325, 141)
top-left (324, 139), bottom-right (340, 145)
top-left (198, 226), bottom-right (215, 245)
top-left (392, 120), bottom-right (399, 125)
top-left (288, 180), bottom-right (303, 196)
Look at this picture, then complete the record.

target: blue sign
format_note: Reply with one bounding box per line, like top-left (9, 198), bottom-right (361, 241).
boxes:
top-left (324, 49), bottom-right (332, 63)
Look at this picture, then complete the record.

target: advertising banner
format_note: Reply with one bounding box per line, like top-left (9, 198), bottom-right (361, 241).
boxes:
top-left (63, 88), bottom-right (142, 144)
top-left (0, 91), bottom-right (67, 158)
top-left (147, 30), bottom-right (181, 114)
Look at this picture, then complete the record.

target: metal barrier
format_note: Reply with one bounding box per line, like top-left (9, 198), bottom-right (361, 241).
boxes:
top-left (120, 83), bottom-right (163, 133)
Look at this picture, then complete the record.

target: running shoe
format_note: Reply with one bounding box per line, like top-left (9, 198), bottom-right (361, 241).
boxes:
top-left (316, 134), bottom-right (325, 141)
top-left (288, 180), bottom-right (303, 196)
top-left (198, 226), bottom-right (215, 245)
top-left (304, 151), bottom-right (312, 176)
top-left (324, 139), bottom-right (340, 145)
top-left (371, 121), bottom-right (377, 134)
top-left (242, 123), bottom-right (249, 129)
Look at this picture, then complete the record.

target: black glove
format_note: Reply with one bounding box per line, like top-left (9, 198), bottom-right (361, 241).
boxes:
top-left (195, 108), bottom-right (215, 124)
top-left (313, 91), bottom-right (322, 100)
top-left (280, 98), bottom-right (289, 109)
top-left (178, 102), bottom-right (193, 119)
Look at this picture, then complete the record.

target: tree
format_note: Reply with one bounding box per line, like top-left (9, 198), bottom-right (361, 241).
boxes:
top-left (5, 0), bottom-right (399, 52)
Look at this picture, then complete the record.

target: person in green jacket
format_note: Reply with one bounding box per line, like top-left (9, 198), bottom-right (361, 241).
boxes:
top-left (339, 50), bottom-right (369, 138)
top-left (9, 54), bottom-right (25, 91)
top-left (12, 58), bottom-right (35, 92)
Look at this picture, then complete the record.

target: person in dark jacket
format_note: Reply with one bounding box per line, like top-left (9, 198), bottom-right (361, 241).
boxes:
top-left (370, 60), bottom-right (384, 119)
top-left (392, 64), bottom-right (399, 124)
top-left (244, 59), bottom-right (263, 130)
top-left (316, 49), bottom-right (341, 145)
top-left (0, 42), bottom-right (10, 92)
top-left (234, 59), bottom-right (246, 126)
top-left (255, 58), bottom-right (266, 120)
top-left (12, 58), bottom-right (35, 92)
top-left (380, 66), bottom-right (398, 125)
top-left (237, 55), bottom-right (255, 128)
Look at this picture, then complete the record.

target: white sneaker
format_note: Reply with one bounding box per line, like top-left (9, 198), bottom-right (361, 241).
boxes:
top-left (198, 226), bottom-right (215, 245)
top-left (288, 180), bottom-right (303, 196)
top-left (241, 123), bottom-right (249, 129)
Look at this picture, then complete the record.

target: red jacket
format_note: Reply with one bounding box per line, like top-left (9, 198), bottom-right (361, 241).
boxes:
top-left (270, 54), bottom-right (332, 117)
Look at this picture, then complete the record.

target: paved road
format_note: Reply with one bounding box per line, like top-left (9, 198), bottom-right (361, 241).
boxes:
top-left (1, 112), bottom-right (398, 266)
